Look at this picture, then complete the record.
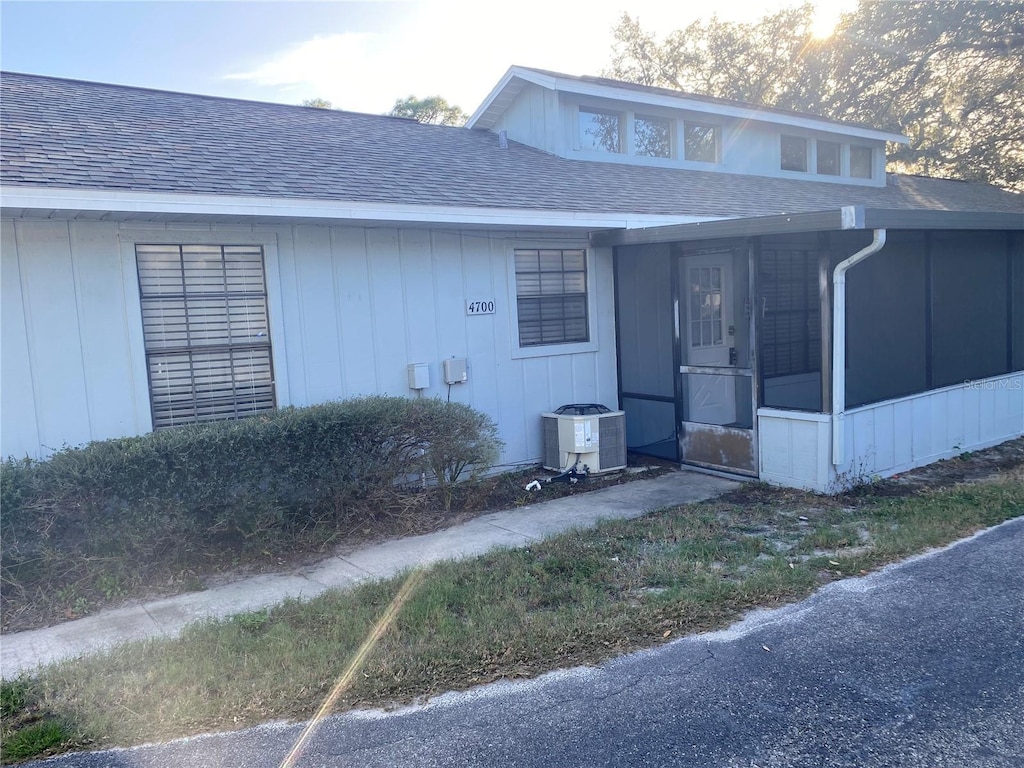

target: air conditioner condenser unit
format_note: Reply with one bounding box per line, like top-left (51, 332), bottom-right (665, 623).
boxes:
top-left (541, 404), bottom-right (627, 474)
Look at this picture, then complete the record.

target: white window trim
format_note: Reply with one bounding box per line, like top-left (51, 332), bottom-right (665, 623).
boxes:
top-left (780, 133), bottom-right (810, 173)
top-left (117, 227), bottom-right (289, 432)
top-left (780, 134), bottom-right (879, 181)
top-left (849, 144), bottom-right (875, 179)
top-left (506, 241), bottom-right (599, 360)
top-left (633, 113), bottom-right (675, 160)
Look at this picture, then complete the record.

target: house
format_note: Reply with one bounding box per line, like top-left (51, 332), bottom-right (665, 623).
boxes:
top-left (1, 66), bottom-right (1021, 491)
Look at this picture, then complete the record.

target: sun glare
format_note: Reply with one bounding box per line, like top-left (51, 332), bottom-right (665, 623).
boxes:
top-left (809, 2), bottom-right (848, 39)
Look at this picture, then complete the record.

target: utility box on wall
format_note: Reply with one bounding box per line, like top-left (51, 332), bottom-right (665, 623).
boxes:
top-left (407, 363), bottom-right (430, 390)
top-left (443, 357), bottom-right (468, 385)
top-left (541, 404), bottom-right (626, 474)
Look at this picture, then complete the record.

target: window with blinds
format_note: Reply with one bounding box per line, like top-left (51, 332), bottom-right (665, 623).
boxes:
top-left (759, 249), bottom-right (821, 379)
top-left (136, 244), bottom-right (276, 429)
top-left (514, 248), bottom-right (589, 347)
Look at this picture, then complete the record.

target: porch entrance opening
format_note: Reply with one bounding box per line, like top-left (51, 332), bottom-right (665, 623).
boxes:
top-left (679, 249), bottom-right (756, 475)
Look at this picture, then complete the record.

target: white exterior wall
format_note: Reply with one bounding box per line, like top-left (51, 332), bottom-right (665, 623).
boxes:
top-left (759, 372), bottom-right (1024, 493)
top-left (490, 84), bottom-right (560, 155)
top-left (1, 218), bottom-right (618, 467)
top-left (757, 410), bottom-right (833, 491)
top-left (1, 220), bottom-right (151, 456)
top-left (836, 372), bottom-right (1024, 485)
top-left (488, 84), bottom-right (887, 186)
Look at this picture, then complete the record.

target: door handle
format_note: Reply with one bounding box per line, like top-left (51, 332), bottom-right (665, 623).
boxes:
top-left (729, 347), bottom-right (738, 366)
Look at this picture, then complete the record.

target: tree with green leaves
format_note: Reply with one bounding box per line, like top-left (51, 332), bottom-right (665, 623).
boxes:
top-left (301, 97), bottom-right (333, 109)
top-left (388, 95), bottom-right (467, 126)
top-left (608, 1), bottom-right (1024, 191)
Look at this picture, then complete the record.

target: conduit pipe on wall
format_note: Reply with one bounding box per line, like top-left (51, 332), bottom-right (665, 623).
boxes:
top-left (832, 228), bottom-right (886, 465)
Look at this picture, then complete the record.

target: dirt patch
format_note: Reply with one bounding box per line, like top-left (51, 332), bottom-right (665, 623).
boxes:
top-left (721, 437), bottom-right (1024, 507)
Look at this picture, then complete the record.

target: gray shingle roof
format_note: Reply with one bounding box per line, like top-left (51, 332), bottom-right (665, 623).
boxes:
top-left (2, 72), bottom-right (1021, 219)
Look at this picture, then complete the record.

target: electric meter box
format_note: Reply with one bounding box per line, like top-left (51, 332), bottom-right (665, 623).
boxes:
top-left (443, 357), bottom-right (468, 385)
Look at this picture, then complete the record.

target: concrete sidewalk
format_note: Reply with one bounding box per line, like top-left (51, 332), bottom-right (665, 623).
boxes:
top-left (0, 469), bottom-right (737, 679)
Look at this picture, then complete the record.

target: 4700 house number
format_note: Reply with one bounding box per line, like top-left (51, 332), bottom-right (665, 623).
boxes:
top-left (466, 300), bottom-right (495, 315)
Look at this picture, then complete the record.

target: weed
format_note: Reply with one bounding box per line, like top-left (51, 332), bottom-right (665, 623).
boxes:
top-left (231, 609), bottom-right (271, 634)
top-left (94, 572), bottom-right (126, 601)
top-left (1, 719), bottom-right (69, 761)
top-left (0, 680), bottom-right (29, 719)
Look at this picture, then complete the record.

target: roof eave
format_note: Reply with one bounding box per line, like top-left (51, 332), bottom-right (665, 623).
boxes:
top-left (591, 206), bottom-right (1024, 247)
top-left (467, 66), bottom-right (561, 130)
top-left (0, 184), bottom-right (707, 230)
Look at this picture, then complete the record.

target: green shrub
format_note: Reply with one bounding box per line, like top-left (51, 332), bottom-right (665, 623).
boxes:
top-left (1, 397), bottom-right (501, 619)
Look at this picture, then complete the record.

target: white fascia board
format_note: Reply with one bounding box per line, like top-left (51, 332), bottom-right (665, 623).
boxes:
top-left (483, 67), bottom-right (907, 145)
top-left (466, 67), bottom-right (563, 130)
top-left (466, 67), bottom-right (522, 129)
top-left (0, 186), bottom-right (701, 230)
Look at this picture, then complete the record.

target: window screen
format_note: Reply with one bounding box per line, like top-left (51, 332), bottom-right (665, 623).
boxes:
top-left (635, 115), bottom-right (672, 158)
top-left (579, 109), bottom-right (621, 153)
top-left (850, 146), bottom-right (873, 178)
top-left (684, 124), bottom-right (718, 163)
top-left (817, 140), bottom-right (840, 175)
top-left (136, 244), bottom-right (275, 428)
top-left (781, 135), bottom-right (808, 172)
top-left (514, 248), bottom-right (588, 347)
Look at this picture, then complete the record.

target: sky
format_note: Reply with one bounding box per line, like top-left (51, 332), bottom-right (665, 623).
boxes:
top-left (0, 0), bottom-right (856, 116)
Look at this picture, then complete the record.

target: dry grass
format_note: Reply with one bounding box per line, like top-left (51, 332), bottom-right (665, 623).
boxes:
top-left (3, 470), bottom-right (1021, 763)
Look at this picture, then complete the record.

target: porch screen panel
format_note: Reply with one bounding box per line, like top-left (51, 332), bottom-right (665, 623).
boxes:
top-left (843, 236), bottom-right (927, 408)
top-left (137, 244), bottom-right (275, 428)
top-left (1014, 237), bottom-right (1024, 372)
top-left (615, 245), bottom-right (677, 460)
top-left (931, 233), bottom-right (1010, 387)
top-left (759, 248), bottom-right (822, 411)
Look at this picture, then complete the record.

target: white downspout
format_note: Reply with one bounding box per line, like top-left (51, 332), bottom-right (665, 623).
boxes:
top-left (832, 229), bottom-right (886, 466)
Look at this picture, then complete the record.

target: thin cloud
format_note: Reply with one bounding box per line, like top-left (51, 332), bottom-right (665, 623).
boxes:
top-left (224, 32), bottom-right (383, 105)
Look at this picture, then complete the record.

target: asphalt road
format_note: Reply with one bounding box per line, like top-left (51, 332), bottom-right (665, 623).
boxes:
top-left (29, 517), bottom-right (1024, 768)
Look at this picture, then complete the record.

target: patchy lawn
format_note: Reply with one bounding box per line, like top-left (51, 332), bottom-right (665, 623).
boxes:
top-left (3, 450), bottom-right (1021, 764)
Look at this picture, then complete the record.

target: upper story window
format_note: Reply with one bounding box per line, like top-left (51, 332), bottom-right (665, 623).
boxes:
top-left (781, 135), bottom-right (808, 172)
top-left (817, 140), bottom-right (841, 175)
top-left (782, 135), bottom-right (875, 179)
top-left (684, 123), bottom-right (718, 163)
top-left (579, 108), bottom-right (621, 153)
top-left (635, 115), bottom-right (672, 158)
top-left (850, 145), bottom-right (873, 178)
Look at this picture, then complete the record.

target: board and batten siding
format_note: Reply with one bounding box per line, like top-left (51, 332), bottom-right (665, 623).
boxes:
top-left (0, 218), bottom-right (617, 468)
top-left (1, 219), bottom-right (151, 456)
top-left (758, 371), bottom-right (1024, 492)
